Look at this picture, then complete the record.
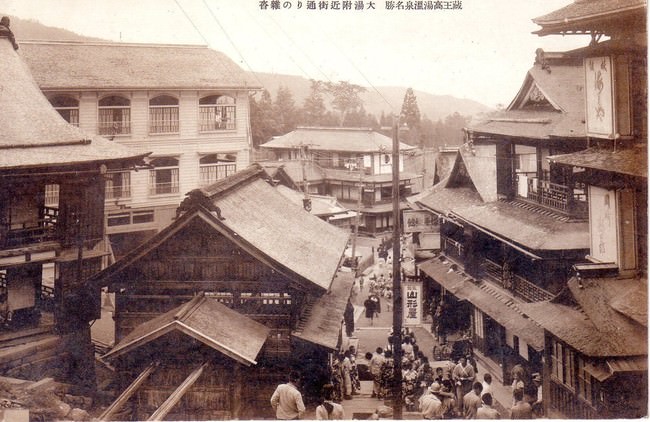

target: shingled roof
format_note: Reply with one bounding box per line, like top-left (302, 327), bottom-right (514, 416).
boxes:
top-left (532, 0), bottom-right (647, 36)
top-left (104, 294), bottom-right (270, 365)
top-left (261, 127), bottom-right (415, 153)
top-left (0, 32), bottom-right (147, 170)
top-left (468, 61), bottom-right (586, 141)
top-left (18, 41), bottom-right (258, 90)
top-left (549, 145), bottom-right (647, 178)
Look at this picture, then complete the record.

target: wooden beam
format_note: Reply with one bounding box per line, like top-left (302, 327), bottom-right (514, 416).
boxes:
top-left (147, 362), bottom-right (208, 421)
top-left (99, 362), bottom-right (157, 421)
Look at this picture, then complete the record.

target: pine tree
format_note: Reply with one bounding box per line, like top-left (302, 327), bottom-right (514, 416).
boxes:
top-left (324, 81), bottom-right (367, 126)
top-left (250, 89), bottom-right (277, 148)
top-left (301, 79), bottom-right (327, 126)
top-left (274, 85), bottom-right (297, 135)
top-left (400, 87), bottom-right (421, 145)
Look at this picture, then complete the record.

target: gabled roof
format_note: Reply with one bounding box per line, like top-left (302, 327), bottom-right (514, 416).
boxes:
top-left (261, 127), bottom-right (415, 153)
top-left (414, 178), bottom-right (483, 216)
top-left (91, 166), bottom-right (349, 292)
top-left (103, 294), bottom-right (270, 365)
top-left (520, 275), bottom-right (647, 357)
top-left (260, 160), bottom-right (326, 186)
top-left (468, 61), bottom-right (586, 140)
top-left (0, 33), bottom-right (148, 170)
top-left (18, 41), bottom-right (258, 90)
top-left (549, 145), bottom-right (648, 178)
top-left (293, 270), bottom-right (355, 350)
top-left (533, 0), bottom-right (647, 36)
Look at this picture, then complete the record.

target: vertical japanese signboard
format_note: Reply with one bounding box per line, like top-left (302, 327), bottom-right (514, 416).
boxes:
top-left (585, 56), bottom-right (615, 138)
top-left (403, 282), bottom-right (421, 326)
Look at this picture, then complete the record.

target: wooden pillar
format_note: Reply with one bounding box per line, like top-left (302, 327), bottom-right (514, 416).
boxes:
top-left (232, 363), bottom-right (242, 419)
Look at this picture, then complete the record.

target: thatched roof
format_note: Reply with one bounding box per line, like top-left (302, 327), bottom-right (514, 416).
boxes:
top-left (0, 33), bottom-right (147, 170)
top-left (104, 294), bottom-right (270, 365)
top-left (19, 41), bottom-right (258, 90)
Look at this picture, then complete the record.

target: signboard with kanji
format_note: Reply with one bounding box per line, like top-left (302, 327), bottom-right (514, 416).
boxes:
top-left (403, 282), bottom-right (422, 326)
top-left (585, 56), bottom-right (615, 138)
top-left (403, 210), bottom-right (439, 233)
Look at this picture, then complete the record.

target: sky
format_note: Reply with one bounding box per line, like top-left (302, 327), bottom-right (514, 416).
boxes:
top-left (1, 0), bottom-right (592, 109)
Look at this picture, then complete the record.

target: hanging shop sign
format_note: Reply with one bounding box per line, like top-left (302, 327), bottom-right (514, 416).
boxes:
top-left (403, 282), bottom-right (422, 326)
top-left (403, 210), bottom-right (439, 233)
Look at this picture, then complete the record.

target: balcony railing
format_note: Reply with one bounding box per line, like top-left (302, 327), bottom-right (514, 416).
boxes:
top-left (549, 380), bottom-right (597, 419)
top-left (0, 207), bottom-right (59, 249)
top-left (525, 177), bottom-right (588, 217)
top-left (149, 182), bottom-right (179, 196)
top-left (442, 236), bottom-right (464, 263)
top-left (482, 258), bottom-right (554, 302)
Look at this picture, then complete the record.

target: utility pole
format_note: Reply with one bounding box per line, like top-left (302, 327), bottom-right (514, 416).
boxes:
top-left (298, 143), bottom-right (312, 212)
top-left (349, 156), bottom-right (363, 274)
top-left (391, 118), bottom-right (403, 419)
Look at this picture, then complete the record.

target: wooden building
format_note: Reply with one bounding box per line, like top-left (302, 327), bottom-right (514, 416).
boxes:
top-left (522, 0), bottom-right (648, 417)
top-left (19, 40), bottom-right (258, 258)
top-left (0, 21), bottom-right (147, 389)
top-left (88, 164), bottom-right (353, 419)
top-left (260, 127), bottom-right (419, 234)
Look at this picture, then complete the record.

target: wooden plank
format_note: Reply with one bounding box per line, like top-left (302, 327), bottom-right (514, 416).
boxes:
top-left (147, 362), bottom-right (208, 421)
top-left (99, 362), bottom-right (158, 421)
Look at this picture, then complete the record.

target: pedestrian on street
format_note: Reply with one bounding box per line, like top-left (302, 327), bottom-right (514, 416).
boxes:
top-left (481, 373), bottom-right (493, 398)
top-left (476, 393), bottom-right (501, 419)
top-left (510, 389), bottom-right (533, 419)
top-left (341, 351), bottom-right (353, 400)
top-left (418, 382), bottom-right (443, 419)
top-left (369, 347), bottom-right (386, 399)
top-left (463, 381), bottom-right (483, 419)
top-left (452, 356), bottom-right (476, 411)
top-left (343, 300), bottom-right (355, 337)
top-left (364, 295), bottom-right (377, 325)
top-left (315, 384), bottom-right (344, 420)
top-left (270, 370), bottom-right (305, 420)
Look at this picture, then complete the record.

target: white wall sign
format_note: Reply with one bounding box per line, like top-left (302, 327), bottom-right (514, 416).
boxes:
top-left (403, 282), bottom-right (422, 326)
top-left (585, 56), bottom-right (615, 138)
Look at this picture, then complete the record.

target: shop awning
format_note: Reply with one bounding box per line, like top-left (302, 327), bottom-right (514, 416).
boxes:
top-left (418, 257), bottom-right (544, 351)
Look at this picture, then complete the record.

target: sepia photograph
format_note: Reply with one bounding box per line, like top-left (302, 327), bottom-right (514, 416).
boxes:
top-left (0, 0), bottom-right (646, 420)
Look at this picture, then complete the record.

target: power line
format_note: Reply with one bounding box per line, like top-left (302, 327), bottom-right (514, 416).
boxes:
top-left (173, 0), bottom-right (210, 46)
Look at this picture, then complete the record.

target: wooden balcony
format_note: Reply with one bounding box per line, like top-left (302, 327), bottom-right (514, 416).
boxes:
top-left (482, 258), bottom-right (554, 302)
top-left (441, 236), bottom-right (464, 263)
top-left (525, 177), bottom-right (588, 218)
top-left (0, 207), bottom-right (59, 249)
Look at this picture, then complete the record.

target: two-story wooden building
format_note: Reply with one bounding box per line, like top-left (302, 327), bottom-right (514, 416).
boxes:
top-left (18, 40), bottom-right (257, 257)
top-left (88, 164), bottom-right (353, 420)
top-left (260, 127), bottom-right (419, 234)
top-left (0, 22), bottom-right (147, 390)
top-left (517, 0), bottom-right (647, 418)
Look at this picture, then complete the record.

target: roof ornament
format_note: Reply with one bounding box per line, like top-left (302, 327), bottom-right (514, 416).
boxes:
top-left (0, 16), bottom-right (19, 50)
top-left (534, 48), bottom-right (551, 73)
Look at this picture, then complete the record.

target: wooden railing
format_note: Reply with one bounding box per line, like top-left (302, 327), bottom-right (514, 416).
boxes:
top-left (482, 258), bottom-right (554, 302)
top-left (1, 209), bottom-right (59, 249)
top-left (525, 178), bottom-right (588, 217)
top-left (549, 379), bottom-right (597, 419)
top-left (442, 236), bottom-right (464, 263)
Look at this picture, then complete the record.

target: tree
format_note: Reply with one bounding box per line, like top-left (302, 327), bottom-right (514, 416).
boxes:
top-left (400, 88), bottom-right (422, 146)
top-left (301, 79), bottom-right (327, 126)
top-left (274, 85), bottom-right (298, 135)
top-left (324, 81), bottom-right (367, 126)
top-left (249, 89), bottom-right (277, 148)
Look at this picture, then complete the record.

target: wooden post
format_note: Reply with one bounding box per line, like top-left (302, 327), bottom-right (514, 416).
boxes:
top-left (391, 119), bottom-right (403, 419)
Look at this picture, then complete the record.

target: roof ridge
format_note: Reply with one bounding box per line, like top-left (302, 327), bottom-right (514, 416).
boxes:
top-left (174, 294), bottom-right (205, 321)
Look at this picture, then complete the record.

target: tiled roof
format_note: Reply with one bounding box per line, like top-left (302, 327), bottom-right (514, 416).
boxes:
top-left (261, 127), bottom-right (415, 153)
top-left (0, 35), bottom-right (147, 169)
top-left (18, 41), bottom-right (258, 90)
top-left (415, 184), bottom-right (483, 215)
top-left (104, 294), bottom-right (270, 365)
top-left (275, 185), bottom-right (354, 217)
top-left (549, 145), bottom-right (647, 178)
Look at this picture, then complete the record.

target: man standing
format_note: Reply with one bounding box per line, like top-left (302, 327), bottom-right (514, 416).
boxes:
top-left (476, 393), bottom-right (500, 419)
top-left (369, 347), bottom-right (386, 398)
top-left (419, 383), bottom-right (443, 419)
top-left (271, 371), bottom-right (305, 420)
top-left (463, 381), bottom-right (483, 419)
top-left (510, 389), bottom-right (533, 419)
